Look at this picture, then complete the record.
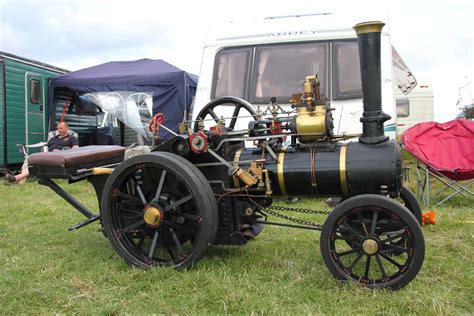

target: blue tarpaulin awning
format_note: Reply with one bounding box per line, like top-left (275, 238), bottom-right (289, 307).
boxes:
top-left (48, 59), bottom-right (198, 138)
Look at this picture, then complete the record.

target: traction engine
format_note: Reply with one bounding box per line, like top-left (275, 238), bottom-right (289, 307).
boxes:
top-left (100, 21), bottom-right (425, 290)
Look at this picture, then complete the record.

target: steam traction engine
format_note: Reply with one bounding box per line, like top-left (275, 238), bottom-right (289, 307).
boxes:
top-left (100, 22), bottom-right (424, 289)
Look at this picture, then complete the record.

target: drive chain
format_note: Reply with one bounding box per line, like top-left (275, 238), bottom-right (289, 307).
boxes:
top-left (259, 205), bottom-right (331, 229)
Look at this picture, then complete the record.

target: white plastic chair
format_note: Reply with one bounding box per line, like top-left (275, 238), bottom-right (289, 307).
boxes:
top-left (18, 130), bottom-right (79, 158)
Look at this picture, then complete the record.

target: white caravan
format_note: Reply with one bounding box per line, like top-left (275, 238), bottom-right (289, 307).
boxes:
top-left (192, 12), bottom-right (416, 139)
top-left (395, 84), bottom-right (434, 133)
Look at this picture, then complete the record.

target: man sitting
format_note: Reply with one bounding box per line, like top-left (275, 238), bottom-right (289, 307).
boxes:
top-left (6, 122), bottom-right (79, 183)
top-left (47, 122), bottom-right (79, 151)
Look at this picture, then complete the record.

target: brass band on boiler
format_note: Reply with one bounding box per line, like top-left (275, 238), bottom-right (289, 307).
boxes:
top-left (277, 147), bottom-right (287, 195)
top-left (339, 144), bottom-right (348, 195)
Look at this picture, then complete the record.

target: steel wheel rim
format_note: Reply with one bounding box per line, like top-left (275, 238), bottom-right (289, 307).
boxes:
top-left (108, 162), bottom-right (203, 267)
top-left (329, 205), bottom-right (417, 286)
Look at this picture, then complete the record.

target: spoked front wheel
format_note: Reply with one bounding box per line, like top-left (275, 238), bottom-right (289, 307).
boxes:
top-left (320, 194), bottom-right (424, 290)
top-left (101, 152), bottom-right (218, 269)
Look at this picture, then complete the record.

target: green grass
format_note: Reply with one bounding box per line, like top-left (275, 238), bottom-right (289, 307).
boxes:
top-left (1, 158), bottom-right (473, 314)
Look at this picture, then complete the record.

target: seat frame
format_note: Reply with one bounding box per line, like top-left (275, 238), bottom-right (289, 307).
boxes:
top-left (415, 160), bottom-right (474, 207)
top-left (27, 145), bottom-right (126, 231)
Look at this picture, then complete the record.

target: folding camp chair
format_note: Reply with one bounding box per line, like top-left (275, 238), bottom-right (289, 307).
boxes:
top-left (402, 119), bottom-right (474, 207)
top-left (18, 129), bottom-right (79, 158)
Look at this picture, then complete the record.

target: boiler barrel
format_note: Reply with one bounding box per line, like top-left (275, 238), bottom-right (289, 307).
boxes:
top-left (234, 140), bottom-right (401, 197)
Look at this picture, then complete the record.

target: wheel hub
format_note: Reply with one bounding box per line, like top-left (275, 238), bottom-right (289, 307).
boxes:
top-left (362, 238), bottom-right (379, 255)
top-left (143, 205), bottom-right (164, 228)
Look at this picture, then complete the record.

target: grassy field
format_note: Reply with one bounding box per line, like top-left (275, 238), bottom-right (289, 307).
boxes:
top-left (1, 158), bottom-right (473, 314)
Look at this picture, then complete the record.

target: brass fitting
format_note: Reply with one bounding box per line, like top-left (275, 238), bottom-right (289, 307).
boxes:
top-left (92, 167), bottom-right (114, 175)
top-left (304, 82), bottom-right (313, 108)
top-left (249, 161), bottom-right (265, 189)
top-left (197, 118), bottom-right (205, 132)
top-left (233, 167), bottom-right (258, 187)
top-left (179, 111), bottom-right (188, 134)
top-left (256, 105), bottom-right (263, 120)
top-left (353, 21), bottom-right (385, 35)
top-left (143, 206), bottom-right (164, 228)
top-left (263, 169), bottom-right (273, 195)
top-left (296, 106), bottom-right (328, 142)
top-left (178, 122), bottom-right (187, 135)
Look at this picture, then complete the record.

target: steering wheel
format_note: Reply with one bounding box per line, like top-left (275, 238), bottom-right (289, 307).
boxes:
top-left (193, 96), bottom-right (258, 132)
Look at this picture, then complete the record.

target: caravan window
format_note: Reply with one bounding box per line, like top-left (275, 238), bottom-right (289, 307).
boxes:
top-left (251, 43), bottom-right (328, 103)
top-left (30, 79), bottom-right (41, 104)
top-left (212, 48), bottom-right (251, 99)
top-left (396, 98), bottom-right (410, 117)
top-left (332, 41), bottom-right (362, 99)
top-left (212, 40), bottom-right (364, 103)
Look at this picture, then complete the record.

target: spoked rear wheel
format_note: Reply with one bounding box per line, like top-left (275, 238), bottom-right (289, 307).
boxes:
top-left (320, 194), bottom-right (424, 290)
top-left (101, 152), bottom-right (218, 269)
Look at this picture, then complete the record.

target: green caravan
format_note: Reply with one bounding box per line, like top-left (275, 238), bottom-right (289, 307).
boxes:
top-left (0, 52), bottom-right (68, 172)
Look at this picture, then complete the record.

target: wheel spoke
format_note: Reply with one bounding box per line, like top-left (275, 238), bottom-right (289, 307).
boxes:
top-left (370, 211), bottom-right (378, 234)
top-left (375, 254), bottom-right (387, 277)
top-left (104, 153), bottom-right (216, 270)
top-left (122, 219), bottom-right (145, 233)
top-left (382, 243), bottom-right (408, 254)
top-left (348, 252), bottom-right (364, 270)
top-left (121, 214), bottom-right (143, 219)
top-left (334, 234), bottom-right (358, 242)
top-left (207, 108), bottom-right (219, 123)
top-left (340, 218), bottom-right (364, 240)
top-left (119, 206), bottom-right (143, 216)
top-left (164, 194), bottom-right (193, 212)
top-left (229, 104), bottom-right (241, 129)
top-left (169, 227), bottom-right (185, 258)
top-left (148, 230), bottom-right (159, 258)
top-left (321, 196), bottom-right (424, 289)
top-left (135, 183), bottom-right (147, 205)
top-left (152, 170), bottom-right (167, 203)
top-left (138, 168), bottom-right (153, 186)
top-left (361, 222), bottom-right (369, 236)
top-left (163, 220), bottom-right (196, 235)
top-left (379, 252), bottom-right (403, 269)
top-left (364, 255), bottom-right (372, 278)
top-left (380, 230), bottom-right (406, 244)
top-left (336, 248), bottom-right (359, 257)
top-left (355, 213), bottom-right (369, 236)
top-left (113, 190), bottom-right (143, 205)
top-left (378, 221), bottom-right (404, 231)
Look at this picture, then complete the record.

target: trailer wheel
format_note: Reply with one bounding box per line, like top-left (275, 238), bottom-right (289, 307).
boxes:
top-left (194, 96), bottom-right (258, 132)
top-left (101, 152), bottom-right (218, 269)
top-left (320, 194), bottom-right (424, 290)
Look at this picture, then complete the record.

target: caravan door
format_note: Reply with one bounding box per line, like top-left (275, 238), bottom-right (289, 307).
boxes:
top-left (25, 72), bottom-right (45, 153)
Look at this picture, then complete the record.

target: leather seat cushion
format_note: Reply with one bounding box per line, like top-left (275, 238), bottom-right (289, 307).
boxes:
top-left (28, 145), bottom-right (126, 168)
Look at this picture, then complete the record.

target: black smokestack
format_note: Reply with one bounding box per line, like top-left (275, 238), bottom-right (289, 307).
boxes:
top-left (353, 21), bottom-right (390, 144)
